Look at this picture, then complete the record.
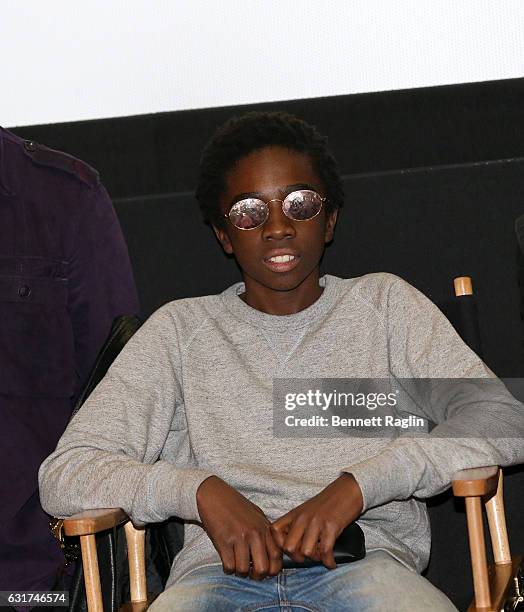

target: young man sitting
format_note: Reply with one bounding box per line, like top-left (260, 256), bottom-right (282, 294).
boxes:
top-left (39, 112), bottom-right (524, 611)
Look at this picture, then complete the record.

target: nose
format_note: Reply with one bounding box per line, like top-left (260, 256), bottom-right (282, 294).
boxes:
top-left (261, 200), bottom-right (296, 241)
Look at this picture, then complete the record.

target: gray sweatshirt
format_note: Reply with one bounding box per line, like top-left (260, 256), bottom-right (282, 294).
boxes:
top-left (38, 273), bottom-right (524, 588)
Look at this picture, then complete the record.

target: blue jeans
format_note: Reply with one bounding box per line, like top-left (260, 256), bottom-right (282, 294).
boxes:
top-left (149, 550), bottom-right (458, 611)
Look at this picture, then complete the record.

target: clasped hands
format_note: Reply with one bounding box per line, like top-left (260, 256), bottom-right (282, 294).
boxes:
top-left (196, 473), bottom-right (363, 581)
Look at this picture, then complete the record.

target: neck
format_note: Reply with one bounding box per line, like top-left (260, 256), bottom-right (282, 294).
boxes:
top-left (240, 270), bottom-right (323, 315)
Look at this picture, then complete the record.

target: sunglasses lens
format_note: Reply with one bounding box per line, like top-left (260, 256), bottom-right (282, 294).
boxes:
top-left (282, 190), bottom-right (323, 220)
top-left (229, 199), bottom-right (268, 229)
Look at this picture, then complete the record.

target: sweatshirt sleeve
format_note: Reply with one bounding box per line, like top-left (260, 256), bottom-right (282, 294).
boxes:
top-left (38, 304), bottom-right (214, 525)
top-left (343, 276), bottom-right (524, 512)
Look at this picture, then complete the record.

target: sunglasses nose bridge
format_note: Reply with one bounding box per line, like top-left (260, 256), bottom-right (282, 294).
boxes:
top-left (266, 198), bottom-right (287, 221)
top-left (262, 199), bottom-right (296, 238)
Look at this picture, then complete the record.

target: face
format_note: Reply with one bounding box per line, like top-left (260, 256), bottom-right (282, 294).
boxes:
top-left (213, 146), bottom-right (338, 307)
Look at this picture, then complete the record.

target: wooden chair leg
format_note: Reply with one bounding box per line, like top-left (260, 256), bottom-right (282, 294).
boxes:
top-left (80, 534), bottom-right (104, 612)
top-left (485, 470), bottom-right (511, 565)
top-left (124, 522), bottom-right (148, 602)
top-left (453, 468), bottom-right (520, 611)
top-left (465, 496), bottom-right (491, 609)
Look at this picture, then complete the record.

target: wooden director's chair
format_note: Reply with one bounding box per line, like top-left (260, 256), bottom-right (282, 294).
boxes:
top-left (56, 278), bottom-right (523, 611)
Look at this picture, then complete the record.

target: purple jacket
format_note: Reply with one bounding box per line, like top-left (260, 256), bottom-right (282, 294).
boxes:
top-left (0, 127), bottom-right (140, 594)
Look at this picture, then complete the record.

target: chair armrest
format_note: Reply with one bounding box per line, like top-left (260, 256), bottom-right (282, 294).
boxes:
top-left (451, 466), bottom-right (499, 497)
top-left (63, 508), bottom-right (130, 536)
top-left (62, 509), bottom-right (150, 611)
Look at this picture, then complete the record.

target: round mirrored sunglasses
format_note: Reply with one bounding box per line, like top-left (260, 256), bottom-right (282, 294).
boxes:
top-left (225, 189), bottom-right (325, 230)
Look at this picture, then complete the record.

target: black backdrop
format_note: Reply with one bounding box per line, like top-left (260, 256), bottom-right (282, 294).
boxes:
top-left (11, 77), bottom-right (524, 610)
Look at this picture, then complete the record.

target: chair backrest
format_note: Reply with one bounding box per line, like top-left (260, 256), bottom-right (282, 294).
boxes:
top-left (425, 277), bottom-right (486, 607)
top-left (437, 277), bottom-right (483, 358)
top-left (72, 315), bottom-right (143, 418)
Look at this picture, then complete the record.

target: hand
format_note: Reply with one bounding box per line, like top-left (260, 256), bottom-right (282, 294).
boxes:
top-left (271, 473), bottom-right (363, 570)
top-left (196, 475), bottom-right (283, 580)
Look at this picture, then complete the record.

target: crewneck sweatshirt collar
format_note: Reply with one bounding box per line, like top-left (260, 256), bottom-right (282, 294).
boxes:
top-left (220, 274), bottom-right (341, 331)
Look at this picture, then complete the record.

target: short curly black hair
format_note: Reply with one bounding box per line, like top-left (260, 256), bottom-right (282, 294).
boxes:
top-left (195, 111), bottom-right (344, 226)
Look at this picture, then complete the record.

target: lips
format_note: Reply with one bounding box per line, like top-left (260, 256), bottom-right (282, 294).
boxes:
top-left (263, 251), bottom-right (300, 273)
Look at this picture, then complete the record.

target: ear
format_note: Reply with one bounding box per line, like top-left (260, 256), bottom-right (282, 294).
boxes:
top-left (212, 223), bottom-right (234, 255)
top-left (324, 209), bottom-right (339, 243)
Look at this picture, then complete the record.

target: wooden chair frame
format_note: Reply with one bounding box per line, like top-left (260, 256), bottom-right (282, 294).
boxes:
top-left (63, 509), bottom-right (152, 612)
top-left (62, 466), bottom-right (520, 611)
top-left (452, 467), bottom-right (521, 611)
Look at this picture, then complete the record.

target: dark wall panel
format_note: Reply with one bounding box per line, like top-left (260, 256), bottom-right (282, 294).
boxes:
top-left (10, 77), bottom-right (524, 199)
top-left (335, 160), bottom-right (524, 378)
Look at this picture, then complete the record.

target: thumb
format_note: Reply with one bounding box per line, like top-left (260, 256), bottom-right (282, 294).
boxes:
top-left (271, 514), bottom-right (293, 549)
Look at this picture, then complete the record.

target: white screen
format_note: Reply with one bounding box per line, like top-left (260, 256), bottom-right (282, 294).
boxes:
top-left (2, 0), bottom-right (523, 127)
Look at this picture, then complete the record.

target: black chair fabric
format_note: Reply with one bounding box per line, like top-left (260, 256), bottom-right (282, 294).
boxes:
top-left (438, 295), bottom-right (483, 358)
top-left (71, 315), bottom-right (144, 418)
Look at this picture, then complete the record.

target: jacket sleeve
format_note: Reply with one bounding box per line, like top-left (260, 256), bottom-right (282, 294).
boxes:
top-left (38, 305), bottom-right (215, 524)
top-left (67, 182), bottom-right (140, 404)
top-left (344, 276), bottom-right (524, 512)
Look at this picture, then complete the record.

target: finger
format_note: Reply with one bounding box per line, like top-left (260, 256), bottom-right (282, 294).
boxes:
top-left (283, 519), bottom-right (306, 563)
top-left (218, 543), bottom-right (236, 575)
top-left (270, 516), bottom-right (292, 549)
top-left (234, 540), bottom-right (251, 578)
top-left (271, 512), bottom-right (293, 533)
top-left (318, 526), bottom-right (338, 570)
top-left (266, 529), bottom-right (283, 577)
top-left (300, 521), bottom-right (322, 561)
top-left (248, 534), bottom-right (269, 581)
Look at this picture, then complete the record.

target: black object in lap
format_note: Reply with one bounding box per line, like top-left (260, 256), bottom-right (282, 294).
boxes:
top-left (281, 522), bottom-right (365, 569)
